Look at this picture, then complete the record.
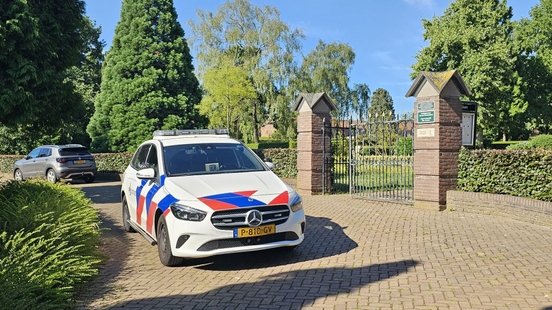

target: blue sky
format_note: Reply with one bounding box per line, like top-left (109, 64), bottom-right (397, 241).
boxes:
top-left (84, 0), bottom-right (540, 114)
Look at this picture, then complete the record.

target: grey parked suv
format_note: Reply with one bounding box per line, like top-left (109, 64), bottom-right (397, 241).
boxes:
top-left (13, 144), bottom-right (97, 183)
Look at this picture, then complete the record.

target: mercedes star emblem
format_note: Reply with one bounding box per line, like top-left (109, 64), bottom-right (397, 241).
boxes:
top-left (246, 210), bottom-right (262, 227)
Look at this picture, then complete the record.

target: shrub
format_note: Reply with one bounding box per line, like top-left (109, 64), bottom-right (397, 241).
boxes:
top-left (0, 179), bottom-right (102, 309)
top-left (529, 134), bottom-right (552, 150)
top-left (246, 140), bottom-right (293, 149)
top-left (457, 148), bottom-right (552, 201)
top-left (506, 141), bottom-right (531, 150)
top-left (394, 137), bottom-right (413, 156)
top-left (505, 134), bottom-right (552, 151)
top-left (253, 148), bottom-right (297, 178)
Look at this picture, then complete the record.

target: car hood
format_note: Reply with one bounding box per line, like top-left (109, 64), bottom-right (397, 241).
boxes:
top-left (163, 171), bottom-right (293, 211)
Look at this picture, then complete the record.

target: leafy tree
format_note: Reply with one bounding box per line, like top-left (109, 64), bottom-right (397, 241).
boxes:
top-left (295, 40), bottom-right (356, 121)
top-left (514, 0), bottom-right (552, 136)
top-left (411, 0), bottom-right (523, 141)
top-left (198, 56), bottom-right (257, 138)
top-left (64, 17), bottom-right (105, 147)
top-left (0, 0), bottom-right (88, 132)
top-left (88, 0), bottom-right (204, 152)
top-left (351, 83), bottom-right (371, 123)
top-left (368, 88), bottom-right (395, 121)
top-left (189, 0), bottom-right (304, 142)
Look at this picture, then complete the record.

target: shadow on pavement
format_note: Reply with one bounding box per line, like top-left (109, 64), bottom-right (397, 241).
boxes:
top-left (186, 215), bottom-right (358, 270)
top-left (76, 182), bottom-right (122, 204)
top-left (108, 259), bottom-right (419, 309)
top-left (74, 182), bottom-right (129, 307)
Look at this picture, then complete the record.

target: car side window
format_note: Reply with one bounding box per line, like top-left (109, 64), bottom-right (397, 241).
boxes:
top-left (38, 148), bottom-right (51, 158)
top-left (27, 148), bottom-right (41, 159)
top-left (145, 145), bottom-right (159, 173)
top-left (131, 145), bottom-right (151, 170)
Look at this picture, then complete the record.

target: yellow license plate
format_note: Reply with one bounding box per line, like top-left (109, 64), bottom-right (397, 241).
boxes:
top-left (234, 224), bottom-right (275, 238)
top-left (74, 160), bottom-right (86, 164)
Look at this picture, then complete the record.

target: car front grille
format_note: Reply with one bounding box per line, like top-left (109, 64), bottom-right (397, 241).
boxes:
top-left (211, 205), bottom-right (290, 230)
top-left (197, 232), bottom-right (299, 251)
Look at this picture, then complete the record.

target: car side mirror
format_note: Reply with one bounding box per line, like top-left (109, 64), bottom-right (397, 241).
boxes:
top-left (264, 161), bottom-right (275, 171)
top-left (137, 168), bottom-right (156, 179)
top-left (25, 155), bottom-right (31, 160)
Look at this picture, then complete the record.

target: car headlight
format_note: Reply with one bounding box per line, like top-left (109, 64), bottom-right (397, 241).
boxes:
top-left (170, 203), bottom-right (207, 221)
top-left (290, 194), bottom-right (303, 212)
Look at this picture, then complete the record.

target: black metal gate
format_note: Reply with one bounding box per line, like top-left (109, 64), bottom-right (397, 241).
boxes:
top-left (323, 114), bottom-right (414, 203)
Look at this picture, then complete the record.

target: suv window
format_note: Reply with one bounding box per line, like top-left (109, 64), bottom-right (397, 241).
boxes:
top-left (39, 147), bottom-right (52, 157)
top-left (59, 147), bottom-right (91, 156)
top-left (28, 148), bottom-right (41, 159)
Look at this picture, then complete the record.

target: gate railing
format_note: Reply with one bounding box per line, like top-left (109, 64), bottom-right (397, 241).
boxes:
top-left (322, 120), bottom-right (351, 195)
top-left (323, 114), bottom-right (414, 202)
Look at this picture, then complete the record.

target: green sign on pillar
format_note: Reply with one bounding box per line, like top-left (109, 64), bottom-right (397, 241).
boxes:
top-left (417, 110), bottom-right (435, 123)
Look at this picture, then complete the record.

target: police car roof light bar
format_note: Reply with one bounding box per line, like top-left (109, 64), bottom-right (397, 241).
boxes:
top-left (153, 129), bottom-right (229, 137)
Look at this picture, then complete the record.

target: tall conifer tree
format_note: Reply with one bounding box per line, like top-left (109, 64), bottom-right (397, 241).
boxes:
top-left (88, 0), bottom-right (204, 152)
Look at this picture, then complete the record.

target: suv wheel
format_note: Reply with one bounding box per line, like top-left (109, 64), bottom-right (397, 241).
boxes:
top-left (122, 196), bottom-right (135, 233)
top-left (14, 169), bottom-right (23, 181)
top-left (157, 216), bottom-right (183, 267)
top-left (46, 169), bottom-right (58, 183)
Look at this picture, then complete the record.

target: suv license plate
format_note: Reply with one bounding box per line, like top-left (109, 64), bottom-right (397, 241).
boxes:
top-left (74, 160), bottom-right (86, 164)
top-left (233, 224), bottom-right (275, 238)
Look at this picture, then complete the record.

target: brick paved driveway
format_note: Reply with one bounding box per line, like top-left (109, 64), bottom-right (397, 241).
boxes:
top-left (74, 180), bottom-right (552, 310)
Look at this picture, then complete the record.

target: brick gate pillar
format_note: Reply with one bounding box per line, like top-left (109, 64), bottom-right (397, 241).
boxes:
top-left (405, 70), bottom-right (471, 211)
top-left (292, 93), bottom-right (337, 195)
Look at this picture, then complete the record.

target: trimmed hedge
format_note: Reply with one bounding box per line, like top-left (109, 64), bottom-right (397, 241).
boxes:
top-left (0, 153), bottom-right (133, 175)
top-left (253, 148), bottom-right (297, 179)
top-left (506, 134), bottom-right (552, 151)
top-left (246, 141), bottom-right (295, 149)
top-left (0, 179), bottom-right (102, 309)
top-left (93, 152), bottom-right (133, 174)
top-left (457, 148), bottom-right (552, 202)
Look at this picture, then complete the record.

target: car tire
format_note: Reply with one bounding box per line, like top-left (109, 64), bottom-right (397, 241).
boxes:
top-left (14, 169), bottom-right (23, 181)
top-left (46, 169), bottom-right (58, 183)
top-left (157, 216), bottom-right (183, 267)
top-left (122, 196), bottom-right (135, 233)
top-left (83, 175), bottom-right (95, 183)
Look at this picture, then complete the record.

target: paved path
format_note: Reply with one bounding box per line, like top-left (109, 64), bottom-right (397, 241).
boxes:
top-left (74, 180), bottom-right (552, 310)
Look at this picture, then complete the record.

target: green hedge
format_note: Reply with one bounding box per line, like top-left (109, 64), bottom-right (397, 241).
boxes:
top-left (0, 153), bottom-right (133, 175)
top-left (0, 179), bottom-right (102, 309)
top-left (457, 148), bottom-right (552, 201)
top-left (253, 148), bottom-right (297, 179)
top-left (246, 141), bottom-right (295, 149)
top-left (506, 134), bottom-right (552, 151)
top-left (93, 152), bottom-right (133, 174)
top-left (1, 150), bottom-right (296, 178)
top-left (0, 155), bottom-right (20, 174)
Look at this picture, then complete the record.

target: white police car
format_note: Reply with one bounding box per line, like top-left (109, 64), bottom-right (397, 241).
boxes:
top-left (121, 129), bottom-right (305, 266)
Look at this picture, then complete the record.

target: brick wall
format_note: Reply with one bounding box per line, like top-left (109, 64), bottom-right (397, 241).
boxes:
top-left (447, 191), bottom-right (552, 227)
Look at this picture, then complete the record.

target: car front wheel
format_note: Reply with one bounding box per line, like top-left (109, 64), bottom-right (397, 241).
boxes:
top-left (46, 169), bottom-right (58, 183)
top-left (14, 169), bottom-right (23, 181)
top-left (157, 216), bottom-right (183, 267)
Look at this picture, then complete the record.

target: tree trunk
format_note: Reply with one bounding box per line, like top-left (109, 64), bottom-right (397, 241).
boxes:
top-left (253, 101), bottom-right (260, 143)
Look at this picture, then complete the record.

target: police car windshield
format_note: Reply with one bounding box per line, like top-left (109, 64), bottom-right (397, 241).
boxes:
top-left (163, 143), bottom-right (266, 176)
